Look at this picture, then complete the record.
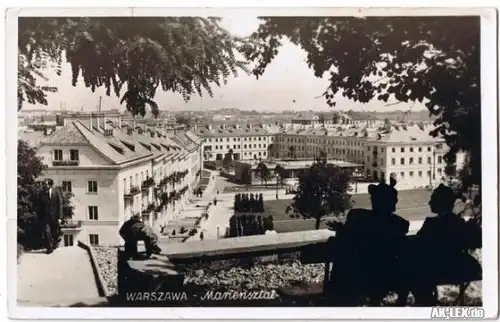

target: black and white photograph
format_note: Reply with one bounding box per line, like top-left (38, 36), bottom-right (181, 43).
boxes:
top-left (6, 6), bottom-right (498, 320)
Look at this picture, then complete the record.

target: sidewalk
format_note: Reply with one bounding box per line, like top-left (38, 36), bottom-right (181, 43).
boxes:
top-left (17, 246), bottom-right (100, 306)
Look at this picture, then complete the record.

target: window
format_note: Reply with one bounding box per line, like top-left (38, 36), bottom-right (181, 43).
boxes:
top-left (418, 157), bottom-right (423, 164)
top-left (428, 157), bottom-right (432, 164)
top-left (418, 147), bottom-right (422, 152)
top-left (401, 147), bottom-right (405, 152)
top-left (418, 171), bottom-right (422, 177)
top-left (62, 181), bottom-right (72, 192)
top-left (427, 170), bottom-right (431, 177)
top-left (392, 148), bottom-right (396, 152)
top-left (88, 206), bottom-right (98, 220)
top-left (437, 156), bottom-right (443, 164)
top-left (53, 149), bottom-right (63, 161)
top-left (63, 234), bottom-right (74, 247)
top-left (89, 234), bottom-right (99, 246)
top-left (409, 171), bottom-right (414, 177)
top-left (400, 172), bottom-right (405, 178)
top-left (437, 168), bottom-right (442, 174)
top-left (410, 147), bottom-right (414, 152)
top-left (70, 149), bottom-right (79, 161)
top-left (400, 158), bottom-right (405, 165)
top-left (436, 144), bottom-right (443, 149)
top-left (409, 157), bottom-right (414, 164)
top-left (87, 181), bottom-right (98, 193)
top-left (428, 147), bottom-right (432, 152)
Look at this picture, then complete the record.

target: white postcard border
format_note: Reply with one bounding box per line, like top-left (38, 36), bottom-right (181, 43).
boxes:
top-left (5, 4), bottom-right (498, 320)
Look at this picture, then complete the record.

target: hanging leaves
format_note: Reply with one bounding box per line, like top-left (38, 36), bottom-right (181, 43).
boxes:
top-left (245, 16), bottom-right (481, 186)
top-left (18, 17), bottom-right (249, 117)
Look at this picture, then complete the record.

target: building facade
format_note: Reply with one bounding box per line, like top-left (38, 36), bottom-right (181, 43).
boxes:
top-left (20, 112), bottom-right (202, 247)
top-left (194, 123), bottom-right (278, 162)
top-left (273, 122), bottom-right (465, 188)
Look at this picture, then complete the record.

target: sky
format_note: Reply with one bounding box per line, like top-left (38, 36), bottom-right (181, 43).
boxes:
top-left (24, 14), bottom-right (424, 113)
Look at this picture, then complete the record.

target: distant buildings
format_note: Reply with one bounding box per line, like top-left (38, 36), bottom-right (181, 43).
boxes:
top-left (19, 111), bottom-right (202, 246)
top-left (193, 123), bottom-right (280, 162)
top-left (274, 122), bottom-right (465, 188)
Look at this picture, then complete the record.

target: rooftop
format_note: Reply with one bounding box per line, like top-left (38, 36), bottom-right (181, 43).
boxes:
top-left (19, 120), bottom-right (200, 165)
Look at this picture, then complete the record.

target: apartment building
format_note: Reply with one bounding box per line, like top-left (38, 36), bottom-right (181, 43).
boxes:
top-left (19, 112), bottom-right (202, 247)
top-left (274, 122), bottom-right (465, 188)
top-left (194, 123), bottom-right (279, 162)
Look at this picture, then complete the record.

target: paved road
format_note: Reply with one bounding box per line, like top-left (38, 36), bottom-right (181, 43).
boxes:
top-left (17, 246), bottom-right (100, 306)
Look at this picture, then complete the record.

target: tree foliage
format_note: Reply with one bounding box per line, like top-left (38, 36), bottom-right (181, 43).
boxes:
top-left (17, 140), bottom-right (75, 250)
top-left (256, 161), bottom-right (272, 187)
top-left (286, 158), bottom-right (353, 229)
top-left (18, 17), bottom-right (249, 117)
top-left (244, 16), bottom-right (481, 187)
top-left (223, 149), bottom-right (234, 171)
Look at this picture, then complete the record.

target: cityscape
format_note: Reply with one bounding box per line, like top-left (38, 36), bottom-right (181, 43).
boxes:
top-left (13, 12), bottom-right (488, 316)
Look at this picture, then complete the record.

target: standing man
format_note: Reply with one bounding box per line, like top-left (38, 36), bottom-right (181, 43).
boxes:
top-left (40, 178), bottom-right (63, 254)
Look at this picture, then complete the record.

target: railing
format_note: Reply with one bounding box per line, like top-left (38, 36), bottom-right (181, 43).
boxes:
top-left (141, 177), bottom-right (155, 190)
top-left (61, 219), bottom-right (83, 229)
top-left (52, 160), bottom-right (80, 166)
top-left (142, 203), bottom-right (156, 213)
top-left (124, 186), bottom-right (141, 199)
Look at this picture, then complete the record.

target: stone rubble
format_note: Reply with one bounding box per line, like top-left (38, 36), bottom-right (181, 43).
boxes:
top-left (93, 247), bottom-right (119, 295)
top-left (92, 246), bottom-right (482, 306)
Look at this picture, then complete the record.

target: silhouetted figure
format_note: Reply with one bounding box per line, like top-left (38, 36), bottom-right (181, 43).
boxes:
top-left (200, 231), bottom-right (204, 241)
top-left (119, 214), bottom-right (162, 260)
top-left (329, 178), bottom-right (409, 305)
top-left (213, 197), bottom-right (217, 206)
top-left (39, 179), bottom-right (63, 254)
top-left (401, 184), bottom-right (472, 306)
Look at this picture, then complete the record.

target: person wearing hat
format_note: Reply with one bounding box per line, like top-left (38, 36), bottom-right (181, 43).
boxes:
top-left (119, 214), bottom-right (162, 259)
top-left (328, 176), bottom-right (409, 305)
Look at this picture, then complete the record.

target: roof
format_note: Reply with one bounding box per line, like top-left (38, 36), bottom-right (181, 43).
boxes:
top-left (193, 124), bottom-right (272, 138)
top-left (367, 124), bottom-right (441, 144)
top-left (35, 121), bottom-right (200, 165)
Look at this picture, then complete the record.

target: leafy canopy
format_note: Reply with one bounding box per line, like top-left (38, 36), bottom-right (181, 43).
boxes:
top-left (286, 158), bottom-right (352, 229)
top-left (18, 17), bottom-right (249, 117)
top-left (244, 16), bottom-right (480, 187)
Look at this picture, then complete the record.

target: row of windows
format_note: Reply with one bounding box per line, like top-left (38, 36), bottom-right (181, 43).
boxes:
top-left (53, 149), bottom-right (79, 161)
top-left (61, 180), bottom-right (98, 193)
top-left (208, 136), bottom-right (271, 143)
top-left (277, 137), bottom-right (364, 147)
top-left (399, 169), bottom-right (443, 178)
top-left (209, 144), bottom-right (268, 150)
top-left (390, 156), bottom-right (443, 165)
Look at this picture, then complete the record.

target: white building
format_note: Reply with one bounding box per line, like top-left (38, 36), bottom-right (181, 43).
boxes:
top-left (274, 122), bottom-right (465, 188)
top-left (19, 112), bottom-right (202, 247)
top-left (194, 123), bottom-right (278, 162)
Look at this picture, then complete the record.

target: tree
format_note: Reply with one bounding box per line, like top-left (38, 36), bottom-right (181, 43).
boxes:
top-left (332, 112), bottom-right (341, 124)
top-left (318, 113), bottom-right (325, 126)
top-left (286, 158), bottom-right (353, 229)
top-left (175, 115), bottom-right (194, 129)
top-left (222, 149), bottom-right (234, 172)
top-left (288, 146), bottom-right (296, 160)
top-left (274, 164), bottom-right (286, 199)
top-left (17, 140), bottom-right (75, 250)
top-left (244, 16), bottom-right (481, 189)
top-left (267, 143), bottom-right (275, 159)
top-left (256, 161), bottom-right (272, 187)
top-left (18, 17), bottom-right (248, 116)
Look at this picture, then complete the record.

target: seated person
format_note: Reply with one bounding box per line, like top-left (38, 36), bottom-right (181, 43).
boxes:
top-left (119, 214), bottom-right (162, 259)
top-left (329, 178), bottom-right (409, 300)
top-left (401, 184), bottom-right (477, 306)
top-left (417, 184), bottom-right (470, 256)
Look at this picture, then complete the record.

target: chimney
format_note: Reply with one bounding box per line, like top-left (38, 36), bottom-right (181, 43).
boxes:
top-left (96, 114), bottom-right (101, 131)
